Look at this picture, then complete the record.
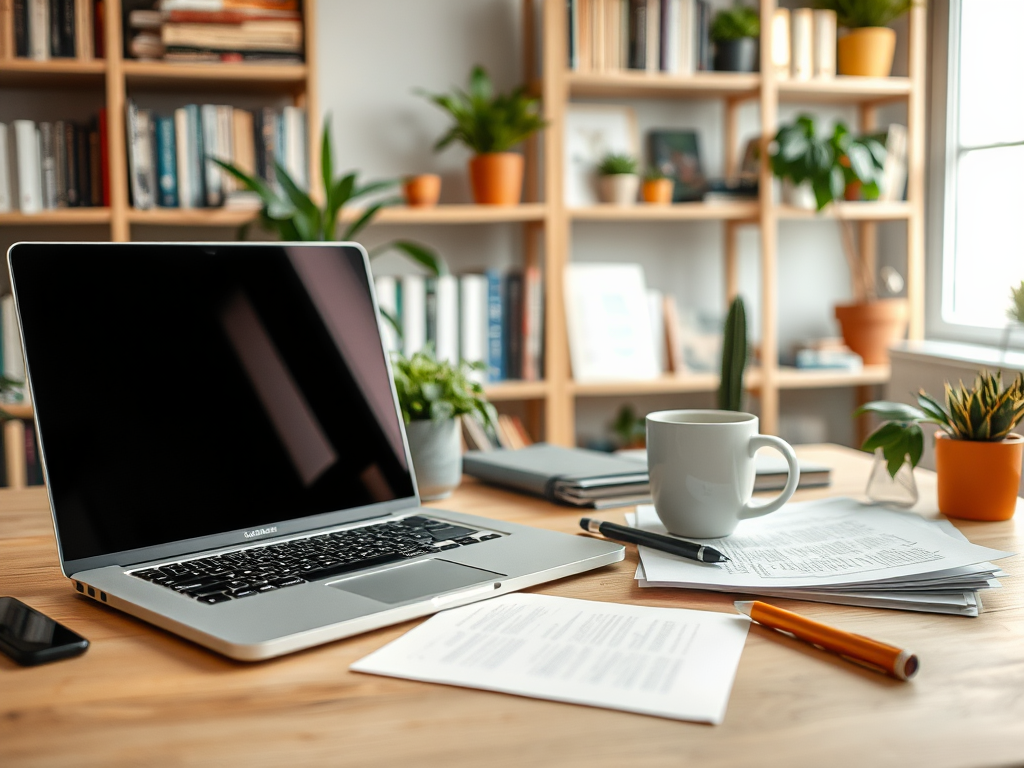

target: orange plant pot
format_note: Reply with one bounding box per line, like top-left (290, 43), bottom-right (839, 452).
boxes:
top-left (403, 174), bottom-right (441, 207)
top-left (837, 27), bottom-right (896, 77)
top-left (935, 433), bottom-right (1023, 521)
top-left (468, 152), bottom-right (523, 206)
top-left (834, 298), bottom-right (908, 365)
top-left (642, 178), bottom-right (673, 204)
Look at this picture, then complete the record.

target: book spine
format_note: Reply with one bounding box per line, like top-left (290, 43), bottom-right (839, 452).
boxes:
top-left (459, 274), bottom-right (488, 384)
top-left (523, 266), bottom-right (544, 381)
top-left (93, 0), bottom-right (102, 57)
top-left (771, 8), bottom-right (790, 80)
top-left (98, 107), bottom-right (109, 206)
top-left (63, 119), bottom-right (77, 205)
top-left (695, 0), bottom-right (709, 71)
top-left (75, 121), bottom-right (89, 208)
top-left (679, 0), bottom-right (694, 75)
top-left (200, 104), bottom-right (221, 207)
top-left (282, 105), bottom-right (306, 190)
top-left (88, 124), bottom-right (100, 205)
top-left (13, 120), bottom-right (41, 213)
top-left (0, 125), bottom-right (11, 213)
top-left (38, 121), bottom-right (56, 209)
top-left (57, 0), bottom-right (74, 56)
top-left (645, 0), bottom-right (658, 73)
top-left (215, 104), bottom-right (233, 194)
top-left (791, 8), bottom-right (813, 81)
top-left (812, 9), bottom-right (836, 79)
top-left (434, 274), bottom-right (459, 365)
top-left (29, 0), bottom-right (48, 60)
top-left (75, 0), bottom-right (91, 58)
top-left (13, 0), bottom-right (28, 57)
top-left (424, 276), bottom-right (437, 353)
top-left (230, 108), bottom-right (255, 184)
top-left (627, 0), bottom-right (644, 70)
top-left (186, 104), bottom-right (206, 207)
top-left (659, 0), bottom-right (671, 71)
top-left (47, 0), bottom-right (59, 56)
top-left (486, 270), bottom-right (504, 382)
top-left (373, 275), bottom-right (400, 353)
top-left (504, 271), bottom-right (523, 380)
top-left (567, 0), bottom-right (576, 69)
top-left (400, 274), bottom-right (426, 357)
top-left (259, 106), bottom-right (277, 188)
top-left (53, 120), bottom-right (67, 207)
top-left (155, 115), bottom-right (178, 207)
top-left (173, 107), bottom-right (191, 209)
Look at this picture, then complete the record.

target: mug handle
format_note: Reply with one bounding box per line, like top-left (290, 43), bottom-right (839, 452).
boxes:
top-left (738, 435), bottom-right (801, 520)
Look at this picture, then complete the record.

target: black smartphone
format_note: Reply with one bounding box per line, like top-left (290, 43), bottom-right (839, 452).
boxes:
top-left (0, 596), bottom-right (89, 666)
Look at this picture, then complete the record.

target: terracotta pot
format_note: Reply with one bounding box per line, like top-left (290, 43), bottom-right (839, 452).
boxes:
top-left (935, 432), bottom-right (1023, 521)
top-left (641, 178), bottom-right (673, 204)
top-left (468, 152), bottom-right (523, 205)
top-left (598, 173), bottom-right (640, 205)
top-left (837, 27), bottom-right (896, 77)
top-left (403, 174), bottom-right (441, 207)
top-left (833, 298), bottom-right (908, 365)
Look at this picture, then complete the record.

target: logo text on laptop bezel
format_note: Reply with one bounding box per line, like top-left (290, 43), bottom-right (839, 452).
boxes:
top-left (243, 526), bottom-right (278, 540)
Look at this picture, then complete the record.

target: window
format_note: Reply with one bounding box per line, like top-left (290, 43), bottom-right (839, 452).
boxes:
top-left (930, 0), bottom-right (1024, 345)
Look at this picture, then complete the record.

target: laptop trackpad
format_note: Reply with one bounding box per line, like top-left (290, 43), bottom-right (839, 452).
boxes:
top-left (329, 559), bottom-right (506, 605)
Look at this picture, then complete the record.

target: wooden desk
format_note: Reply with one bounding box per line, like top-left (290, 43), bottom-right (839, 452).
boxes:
top-left (2, 445), bottom-right (1022, 767)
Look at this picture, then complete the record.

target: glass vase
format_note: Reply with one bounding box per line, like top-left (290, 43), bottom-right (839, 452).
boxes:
top-left (865, 449), bottom-right (919, 508)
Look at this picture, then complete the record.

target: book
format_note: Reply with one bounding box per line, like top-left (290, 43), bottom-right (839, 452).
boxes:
top-left (98, 108), bottom-right (110, 205)
top-left (53, 120), bottom-right (67, 207)
top-left (373, 275), bottom-right (400, 353)
top-left (459, 274), bottom-right (488, 380)
top-left (400, 274), bottom-right (426, 357)
top-left (695, 0), bottom-right (709, 71)
top-left (200, 104), bottom-right (222, 207)
top-left (161, 19), bottom-right (303, 52)
top-left (503, 271), bottom-right (523, 381)
top-left (434, 274), bottom-right (459, 365)
top-left (12, 120), bottom-right (41, 214)
top-left (62, 120), bottom-right (77, 206)
top-left (281, 105), bottom-right (307, 190)
top-left (1, 295), bottom-right (25, 401)
top-left (125, 100), bottom-right (151, 210)
top-left (812, 9), bottom-right (836, 79)
top-left (75, 0), bottom-right (93, 58)
top-left (485, 270), bottom-right (504, 382)
top-left (648, 129), bottom-right (706, 202)
top-left (564, 263), bottom-right (659, 382)
top-left (88, 124), bottom-right (100, 206)
top-left (0, 125), bottom-right (11, 213)
top-left (154, 115), bottom-right (179, 208)
top-left (13, 0), bottom-right (28, 57)
top-left (645, 0), bottom-right (659, 73)
top-left (522, 265), bottom-right (543, 381)
top-left (627, 0), bottom-right (645, 69)
top-left (29, 0), bottom-right (48, 60)
top-left (38, 121), bottom-right (56, 209)
top-left (790, 8), bottom-right (813, 80)
top-left (75, 121), bottom-right (90, 207)
top-left (771, 8), bottom-right (790, 80)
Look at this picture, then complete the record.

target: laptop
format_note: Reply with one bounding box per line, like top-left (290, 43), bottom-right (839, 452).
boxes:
top-left (7, 241), bottom-right (623, 660)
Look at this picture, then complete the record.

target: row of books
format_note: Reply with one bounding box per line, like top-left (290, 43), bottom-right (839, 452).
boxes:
top-left (568, 0), bottom-right (714, 75)
top-left (4, 0), bottom-right (102, 60)
top-left (374, 270), bottom-right (544, 384)
top-left (771, 8), bottom-right (838, 81)
top-left (0, 115), bottom-right (109, 213)
top-left (126, 0), bottom-right (302, 63)
top-left (125, 99), bottom-right (307, 210)
top-left (462, 413), bottom-right (534, 453)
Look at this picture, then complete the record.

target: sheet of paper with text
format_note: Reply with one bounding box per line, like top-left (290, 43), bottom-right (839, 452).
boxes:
top-left (351, 593), bottom-right (750, 724)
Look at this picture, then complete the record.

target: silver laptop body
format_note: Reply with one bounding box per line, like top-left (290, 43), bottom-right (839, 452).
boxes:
top-left (8, 242), bottom-right (623, 660)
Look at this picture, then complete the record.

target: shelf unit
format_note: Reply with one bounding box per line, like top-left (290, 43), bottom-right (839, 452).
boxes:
top-left (534, 0), bottom-right (926, 444)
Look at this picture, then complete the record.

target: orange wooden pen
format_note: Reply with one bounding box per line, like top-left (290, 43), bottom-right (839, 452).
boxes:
top-left (735, 600), bottom-right (919, 681)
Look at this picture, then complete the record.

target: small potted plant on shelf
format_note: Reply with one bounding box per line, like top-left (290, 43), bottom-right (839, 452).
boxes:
top-left (770, 115), bottom-right (905, 365)
top-left (611, 405), bottom-right (646, 449)
top-left (392, 349), bottom-right (497, 501)
top-left (419, 66), bottom-right (548, 206)
top-left (597, 153), bottom-right (640, 205)
top-left (855, 370), bottom-right (1024, 521)
top-left (711, 4), bottom-right (760, 73)
top-left (641, 167), bottom-right (674, 204)
top-left (403, 174), bottom-right (442, 207)
top-left (816, 0), bottom-right (913, 77)
top-left (1003, 280), bottom-right (1024, 353)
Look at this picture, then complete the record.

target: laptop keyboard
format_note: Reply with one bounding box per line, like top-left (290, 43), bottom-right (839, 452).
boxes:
top-left (129, 515), bottom-right (502, 605)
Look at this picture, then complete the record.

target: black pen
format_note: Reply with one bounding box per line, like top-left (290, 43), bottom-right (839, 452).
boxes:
top-left (579, 518), bottom-right (730, 564)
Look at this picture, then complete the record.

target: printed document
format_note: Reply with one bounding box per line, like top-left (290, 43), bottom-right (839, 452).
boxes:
top-left (350, 593), bottom-right (750, 724)
top-left (635, 498), bottom-right (1013, 589)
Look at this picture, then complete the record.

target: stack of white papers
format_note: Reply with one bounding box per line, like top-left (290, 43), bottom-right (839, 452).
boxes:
top-left (351, 593), bottom-right (750, 724)
top-left (629, 498), bottom-right (1015, 617)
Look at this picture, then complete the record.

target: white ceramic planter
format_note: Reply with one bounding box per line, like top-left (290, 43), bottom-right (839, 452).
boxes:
top-left (598, 173), bottom-right (640, 205)
top-left (405, 417), bottom-right (462, 501)
top-left (782, 179), bottom-right (817, 210)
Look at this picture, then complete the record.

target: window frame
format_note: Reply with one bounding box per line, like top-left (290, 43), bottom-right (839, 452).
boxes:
top-left (926, 0), bottom-right (1024, 349)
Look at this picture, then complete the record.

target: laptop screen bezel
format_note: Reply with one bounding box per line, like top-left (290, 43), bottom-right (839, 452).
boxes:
top-left (7, 241), bottom-right (423, 577)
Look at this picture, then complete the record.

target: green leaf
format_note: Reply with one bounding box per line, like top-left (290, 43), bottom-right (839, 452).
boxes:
top-left (386, 241), bottom-right (447, 275)
top-left (885, 436), bottom-right (908, 478)
top-left (906, 422), bottom-right (924, 468)
top-left (321, 116), bottom-right (333, 209)
top-left (212, 158), bottom-right (277, 203)
top-left (854, 401), bottom-right (927, 421)
top-left (861, 421), bottom-right (910, 453)
top-left (343, 202), bottom-right (387, 241)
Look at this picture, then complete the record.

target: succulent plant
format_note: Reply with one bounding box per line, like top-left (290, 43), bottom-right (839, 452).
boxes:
top-left (855, 370), bottom-right (1024, 477)
top-left (598, 153), bottom-right (639, 176)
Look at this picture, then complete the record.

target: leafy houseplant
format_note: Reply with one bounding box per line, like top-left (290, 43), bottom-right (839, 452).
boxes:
top-left (420, 66), bottom-right (548, 205)
top-left (770, 115), bottom-right (906, 365)
top-left (611, 405), bottom-right (646, 449)
top-left (597, 152), bottom-right (640, 205)
top-left (816, 0), bottom-right (913, 76)
top-left (391, 349), bottom-right (497, 500)
top-left (711, 5), bottom-right (760, 72)
top-left (855, 370), bottom-right (1024, 520)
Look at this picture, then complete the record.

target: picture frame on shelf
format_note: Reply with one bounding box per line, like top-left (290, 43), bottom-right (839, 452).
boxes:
top-left (564, 104), bottom-right (638, 206)
top-left (648, 130), bottom-right (707, 202)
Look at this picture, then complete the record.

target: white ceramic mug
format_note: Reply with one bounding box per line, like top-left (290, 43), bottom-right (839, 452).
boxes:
top-left (646, 410), bottom-right (800, 538)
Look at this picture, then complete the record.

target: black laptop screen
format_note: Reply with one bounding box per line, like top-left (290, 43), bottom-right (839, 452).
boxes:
top-left (10, 243), bottom-right (416, 563)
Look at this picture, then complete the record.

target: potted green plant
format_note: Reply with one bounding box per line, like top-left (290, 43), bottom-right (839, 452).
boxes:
top-left (711, 4), bottom-right (760, 73)
top-left (611, 405), bottom-right (646, 449)
top-left (855, 370), bottom-right (1024, 520)
top-left (597, 153), bottom-right (639, 205)
top-left (641, 167), bottom-right (673, 204)
top-left (420, 66), bottom-right (548, 206)
top-left (817, 0), bottom-right (913, 77)
top-left (391, 349), bottom-right (497, 500)
top-left (770, 115), bottom-right (905, 365)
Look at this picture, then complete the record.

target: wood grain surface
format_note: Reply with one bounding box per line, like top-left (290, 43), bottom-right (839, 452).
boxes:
top-left (2, 445), bottom-right (1022, 768)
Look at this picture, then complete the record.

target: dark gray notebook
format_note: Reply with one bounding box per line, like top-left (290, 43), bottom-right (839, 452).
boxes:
top-left (462, 444), bottom-right (649, 504)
